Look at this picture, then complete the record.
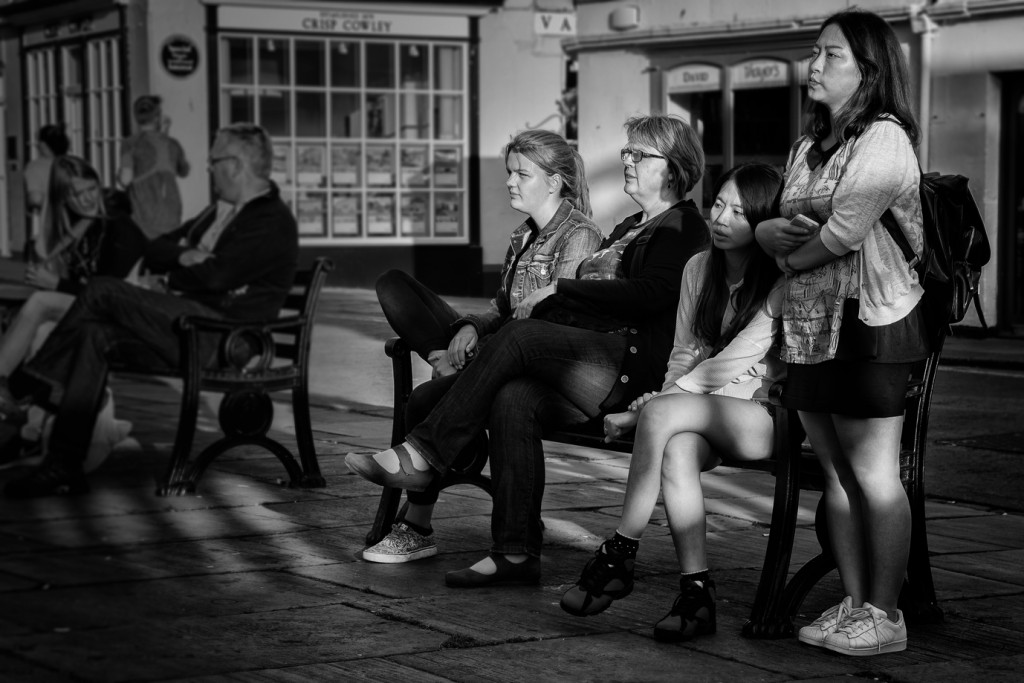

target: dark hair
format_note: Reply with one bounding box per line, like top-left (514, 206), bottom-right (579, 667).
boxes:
top-left (692, 163), bottom-right (783, 355)
top-left (624, 114), bottom-right (704, 197)
top-left (217, 122), bottom-right (273, 179)
top-left (38, 124), bottom-right (70, 156)
top-left (44, 155), bottom-right (104, 257)
top-left (504, 129), bottom-right (591, 218)
top-left (133, 95), bottom-right (162, 125)
top-left (804, 9), bottom-right (920, 146)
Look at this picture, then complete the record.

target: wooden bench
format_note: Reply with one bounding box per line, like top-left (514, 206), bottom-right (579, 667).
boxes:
top-left (112, 257), bottom-right (333, 496)
top-left (369, 334), bottom-right (945, 638)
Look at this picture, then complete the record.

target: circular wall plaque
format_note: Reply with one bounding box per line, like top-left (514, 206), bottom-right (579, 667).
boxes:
top-left (161, 35), bottom-right (199, 78)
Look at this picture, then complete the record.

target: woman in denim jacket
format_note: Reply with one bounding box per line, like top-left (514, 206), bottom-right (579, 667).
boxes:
top-left (367, 129), bottom-right (601, 562)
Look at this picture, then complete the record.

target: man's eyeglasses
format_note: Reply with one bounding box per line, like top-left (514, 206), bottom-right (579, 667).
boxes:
top-left (620, 148), bottom-right (666, 164)
top-left (207, 155), bottom-right (237, 168)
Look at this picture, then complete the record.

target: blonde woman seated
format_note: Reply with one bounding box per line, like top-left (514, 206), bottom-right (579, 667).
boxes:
top-left (560, 163), bottom-right (785, 643)
top-left (0, 156), bottom-right (146, 424)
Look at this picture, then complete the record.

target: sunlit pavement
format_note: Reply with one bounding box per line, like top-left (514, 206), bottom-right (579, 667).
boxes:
top-left (0, 286), bottom-right (1022, 682)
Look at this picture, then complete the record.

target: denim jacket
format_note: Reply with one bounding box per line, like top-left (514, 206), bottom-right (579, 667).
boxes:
top-left (457, 199), bottom-right (601, 337)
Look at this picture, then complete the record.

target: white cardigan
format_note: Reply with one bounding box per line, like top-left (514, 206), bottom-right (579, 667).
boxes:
top-left (661, 251), bottom-right (785, 402)
top-left (781, 118), bottom-right (924, 326)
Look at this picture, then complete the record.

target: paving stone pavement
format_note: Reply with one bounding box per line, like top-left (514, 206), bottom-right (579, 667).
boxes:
top-left (0, 287), bottom-right (1022, 682)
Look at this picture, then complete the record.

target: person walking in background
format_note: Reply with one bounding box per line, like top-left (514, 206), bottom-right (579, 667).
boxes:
top-left (560, 163), bottom-right (785, 643)
top-left (23, 123), bottom-right (71, 261)
top-left (365, 129), bottom-right (602, 563)
top-left (118, 95), bottom-right (190, 238)
top-left (755, 9), bottom-right (927, 657)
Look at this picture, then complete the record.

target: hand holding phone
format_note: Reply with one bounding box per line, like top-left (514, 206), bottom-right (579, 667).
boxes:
top-left (789, 214), bottom-right (820, 233)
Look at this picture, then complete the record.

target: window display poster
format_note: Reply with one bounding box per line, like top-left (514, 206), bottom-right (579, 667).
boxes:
top-left (271, 144), bottom-right (291, 185)
top-left (401, 193), bottom-right (428, 236)
top-left (296, 193), bottom-right (325, 236)
top-left (297, 145), bottom-right (326, 187)
top-left (433, 147), bottom-right (460, 187)
top-left (434, 192), bottom-right (462, 236)
top-left (366, 145), bottom-right (395, 186)
top-left (367, 193), bottom-right (395, 235)
top-left (400, 146), bottom-right (429, 187)
top-left (332, 144), bottom-right (360, 186)
top-left (332, 194), bottom-right (360, 236)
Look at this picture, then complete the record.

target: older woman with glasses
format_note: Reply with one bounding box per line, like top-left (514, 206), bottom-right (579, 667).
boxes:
top-left (347, 114), bottom-right (710, 585)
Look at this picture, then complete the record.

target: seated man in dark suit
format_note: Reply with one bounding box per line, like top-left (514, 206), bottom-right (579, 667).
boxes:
top-left (4, 122), bottom-right (299, 498)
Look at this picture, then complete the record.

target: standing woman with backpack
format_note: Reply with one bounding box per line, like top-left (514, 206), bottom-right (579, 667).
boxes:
top-left (754, 9), bottom-right (928, 656)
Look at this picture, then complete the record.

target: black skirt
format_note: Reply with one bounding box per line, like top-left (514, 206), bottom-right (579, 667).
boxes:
top-left (782, 299), bottom-right (929, 418)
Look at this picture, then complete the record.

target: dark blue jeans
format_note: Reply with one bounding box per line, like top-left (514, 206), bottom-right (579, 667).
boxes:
top-left (376, 269), bottom-right (460, 361)
top-left (406, 318), bottom-right (627, 556)
top-left (20, 277), bottom-right (222, 465)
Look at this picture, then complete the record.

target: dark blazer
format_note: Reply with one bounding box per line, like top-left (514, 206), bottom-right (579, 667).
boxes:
top-left (536, 199), bottom-right (710, 411)
top-left (144, 183), bottom-right (298, 321)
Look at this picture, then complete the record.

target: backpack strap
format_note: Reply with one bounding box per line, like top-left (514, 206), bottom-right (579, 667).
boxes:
top-left (880, 208), bottom-right (919, 270)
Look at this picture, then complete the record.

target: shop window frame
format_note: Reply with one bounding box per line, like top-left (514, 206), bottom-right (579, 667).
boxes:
top-left (218, 31), bottom-right (470, 246)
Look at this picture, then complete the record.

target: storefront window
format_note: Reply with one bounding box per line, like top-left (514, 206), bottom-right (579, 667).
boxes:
top-left (220, 33), bottom-right (468, 242)
top-left (25, 34), bottom-right (123, 187)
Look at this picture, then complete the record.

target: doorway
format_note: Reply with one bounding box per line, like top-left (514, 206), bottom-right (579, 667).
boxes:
top-left (999, 72), bottom-right (1024, 333)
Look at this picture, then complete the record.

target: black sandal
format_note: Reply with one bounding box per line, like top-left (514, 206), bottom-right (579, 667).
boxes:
top-left (653, 577), bottom-right (717, 642)
top-left (560, 540), bottom-right (635, 616)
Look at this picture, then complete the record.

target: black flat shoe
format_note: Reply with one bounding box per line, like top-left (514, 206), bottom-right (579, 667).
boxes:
top-left (445, 553), bottom-right (541, 588)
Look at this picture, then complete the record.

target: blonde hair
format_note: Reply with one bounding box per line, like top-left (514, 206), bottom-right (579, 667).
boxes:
top-left (504, 129), bottom-right (592, 218)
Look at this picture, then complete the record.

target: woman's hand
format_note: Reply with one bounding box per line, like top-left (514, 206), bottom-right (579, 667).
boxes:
top-left (755, 217), bottom-right (815, 255)
top-left (627, 391), bottom-right (660, 412)
top-left (513, 283), bottom-right (556, 320)
top-left (603, 410), bottom-right (639, 443)
top-left (447, 324), bottom-right (479, 370)
top-left (25, 264), bottom-right (59, 290)
top-left (776, 252), bottom-right (798, 277)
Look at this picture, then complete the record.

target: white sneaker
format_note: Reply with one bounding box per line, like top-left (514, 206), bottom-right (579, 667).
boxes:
top-left (361, 522), bottom-right (437, 564)
top-left (824, 602), bottom-right (907, 656)
top-left (798, 596), bottom-right (854, 647)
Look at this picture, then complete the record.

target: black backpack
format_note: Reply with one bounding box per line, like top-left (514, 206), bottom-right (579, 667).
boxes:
top-left (881, 172), bottom-right (991, 350)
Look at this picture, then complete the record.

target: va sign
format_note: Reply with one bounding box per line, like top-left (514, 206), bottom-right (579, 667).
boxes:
top-left (535, 12), bottom-right (576, 36)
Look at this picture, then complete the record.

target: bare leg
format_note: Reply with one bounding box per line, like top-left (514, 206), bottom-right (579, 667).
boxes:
top-left (0, 291), bottom-right (75, 377)
top-left (834, 413), bottom-right (908, 619)
top-left (618, 393), bottom-right (774, 539)
top-left (800, 411), bottom-right (869, 605)
top-left (801, 411), bottom-right (908, 619)
top-left (660, 432), bottom-right (713, 573)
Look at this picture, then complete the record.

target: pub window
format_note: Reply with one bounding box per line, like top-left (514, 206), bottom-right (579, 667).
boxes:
top-left (220, 34), bottom-right (469, 242)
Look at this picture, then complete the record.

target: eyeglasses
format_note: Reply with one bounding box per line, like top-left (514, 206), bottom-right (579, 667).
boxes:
top-left (207, 155), bottom-right (237, 168)
top-left (620, 148), bottom-right (666, 164)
